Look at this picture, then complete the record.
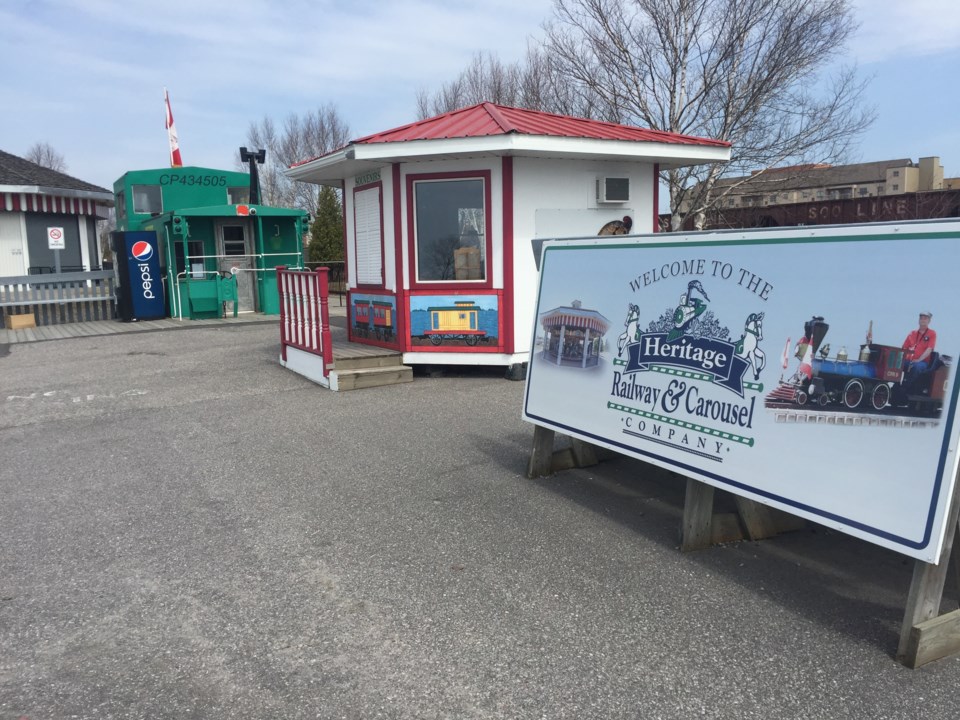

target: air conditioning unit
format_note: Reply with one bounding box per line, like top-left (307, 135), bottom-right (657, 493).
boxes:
top-left (597, 176), bottom-right (630, 203)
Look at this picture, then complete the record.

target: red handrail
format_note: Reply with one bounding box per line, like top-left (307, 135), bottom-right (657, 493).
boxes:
top-left (277, 266), bottom-right (332, 377)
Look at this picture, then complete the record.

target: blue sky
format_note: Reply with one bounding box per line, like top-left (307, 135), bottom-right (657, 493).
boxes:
top-left (2, 0), bottom-right (957, 196)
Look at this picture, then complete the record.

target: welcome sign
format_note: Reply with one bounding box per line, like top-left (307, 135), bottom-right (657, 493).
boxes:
top-left (523, 220), bottom-right (960, 562)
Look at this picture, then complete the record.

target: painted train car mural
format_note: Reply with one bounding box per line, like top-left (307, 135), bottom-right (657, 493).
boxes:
top-left (352, 296), bottom-right (396, 342)
top-left (409, 295), bottom-right (500, 348)
top-left (766, 315), bottom-right (950, 417)
top-left (423, 300), bottom-right (485, 346)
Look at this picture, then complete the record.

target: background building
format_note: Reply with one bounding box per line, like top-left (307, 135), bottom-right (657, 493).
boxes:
top-left (0, 149), bottom-right (113, 276)
top-left (672, 156), bottom-right (960, 231)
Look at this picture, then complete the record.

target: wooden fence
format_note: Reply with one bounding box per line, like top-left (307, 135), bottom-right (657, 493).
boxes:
top-left (0, 270), bottom-right (116, 326)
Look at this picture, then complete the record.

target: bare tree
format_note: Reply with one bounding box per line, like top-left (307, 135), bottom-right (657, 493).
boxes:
top-left (25, 142), bottom-right (67, 172)
top-left (416, 46), bottom-right (608, 120)
top-left (244, 104), bottom-right (351, 212)
top-left (544, 0), bottom-right (874, 229)
top-left (98, 208), bottom-right (117, 267)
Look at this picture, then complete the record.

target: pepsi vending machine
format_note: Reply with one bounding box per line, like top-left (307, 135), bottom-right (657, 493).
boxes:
top-left (112, 231), bottom-right (166, 321)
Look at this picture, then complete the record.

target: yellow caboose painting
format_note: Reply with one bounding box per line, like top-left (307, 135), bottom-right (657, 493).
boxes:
top-left (424, 300), bottom-right (485, 346)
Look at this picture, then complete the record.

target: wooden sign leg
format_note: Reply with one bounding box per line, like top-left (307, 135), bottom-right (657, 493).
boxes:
top-left (681, 479), bottom-right (715, 552)
top-left (897, 483), bottom-right (960, 667)
top-left (527, 426), bottom-right (605, 478)
top-left (527, 425), bottom-right (556, 478)
top-left (734, 496), bottom-right (807, 541)
top-left (951, 522), bottom-right (960, 601)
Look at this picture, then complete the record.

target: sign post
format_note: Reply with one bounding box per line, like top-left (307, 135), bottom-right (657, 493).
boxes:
top-left (47, 226), bottom-right (65, 273)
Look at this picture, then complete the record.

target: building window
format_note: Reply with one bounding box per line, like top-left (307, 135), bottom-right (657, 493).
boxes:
top-left (413, 176), bottom-right (487, 282)
top-left (116, 190), bottom-right (127, 221)
top-left (877, 185), bottom-right (885, 195)
top-left (228, 186), bottom-right (250, 204)
top-left (817, 191), bottom-right (824, 200)
top-left (768, 194), bottom-right (778, 203)
top-left (132, 185), bottom-right (162, 214)
top-left (354, 184), bottom-right (383, 286)
top-left (892, 184), bottom-right (899, 191)
top-left (859, 187), bottom-right (868, 196)
top-left (222, 225), bottom-right (247, 256)
top-left (893, 170), bottom-right (900, 177)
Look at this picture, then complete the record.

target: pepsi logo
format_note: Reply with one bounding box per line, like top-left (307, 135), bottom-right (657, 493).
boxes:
top-left (131, 241), bottom-right (153, 262)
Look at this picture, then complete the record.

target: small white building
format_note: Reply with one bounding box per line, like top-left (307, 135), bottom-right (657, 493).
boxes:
top-left (287, 103), bottom-right (729, 372)
top-left (1, 149), bottom-right (113, 277)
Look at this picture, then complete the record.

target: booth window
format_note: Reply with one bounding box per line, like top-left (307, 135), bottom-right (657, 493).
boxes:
top-left (132, 185), bottom-right (162, 215)
top-left (354, 184), bottom-right (383, 286)
top-left (414, 178), bottom-right (486, 282)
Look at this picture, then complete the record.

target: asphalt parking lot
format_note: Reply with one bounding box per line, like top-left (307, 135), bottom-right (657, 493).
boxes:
top-left (1, 322), bottom-right (959, 719)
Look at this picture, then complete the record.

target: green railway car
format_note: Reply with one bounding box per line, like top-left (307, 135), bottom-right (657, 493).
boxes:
top-left (114, 166), bottom-right (308, 319)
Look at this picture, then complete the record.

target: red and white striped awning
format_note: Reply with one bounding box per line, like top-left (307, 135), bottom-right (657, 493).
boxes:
top-left (540, 310), bottom-right (610, 334)
top-left (2, 192), bottom-right (103, 216)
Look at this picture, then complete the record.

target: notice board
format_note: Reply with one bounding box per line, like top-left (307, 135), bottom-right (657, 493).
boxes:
top-left (523, 220), bottom-right (960, 562)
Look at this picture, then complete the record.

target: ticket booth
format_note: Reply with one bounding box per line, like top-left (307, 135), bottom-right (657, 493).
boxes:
top-left (287, 102), bottom-right (729, 370)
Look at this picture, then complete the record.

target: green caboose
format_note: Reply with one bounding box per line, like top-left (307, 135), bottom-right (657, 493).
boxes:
top-left (114, 166), bottom-right (308, 319)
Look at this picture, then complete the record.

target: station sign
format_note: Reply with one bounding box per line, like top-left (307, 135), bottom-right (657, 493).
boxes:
top-left (523, 220), bottom-right (960, 562)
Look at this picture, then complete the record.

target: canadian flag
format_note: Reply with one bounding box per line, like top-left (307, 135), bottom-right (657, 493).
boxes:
top-left (781, 337), bottom-right (791, 370)
top-left (797, 338), bottom-right (814, 381)
top-left (164, 88), bottom-right (183, 168)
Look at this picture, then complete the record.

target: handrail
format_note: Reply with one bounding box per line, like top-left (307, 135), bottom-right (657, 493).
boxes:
top-left (174, 269), bottom-right (223, 321)
top-left (277, 266), bottom-right (332, 377)
top-left (184, 251), bottom-right (303, 263)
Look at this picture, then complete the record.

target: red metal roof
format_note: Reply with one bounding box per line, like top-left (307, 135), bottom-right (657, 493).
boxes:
top-left (352, 102), bottom-right (729, 148)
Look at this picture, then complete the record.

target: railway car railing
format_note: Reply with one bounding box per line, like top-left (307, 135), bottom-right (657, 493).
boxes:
top-left (277, 266), bottom-right (332, 377)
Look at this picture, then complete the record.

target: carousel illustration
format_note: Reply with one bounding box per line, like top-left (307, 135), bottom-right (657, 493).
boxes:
top-left (538, 300), bottom-right (611, 369)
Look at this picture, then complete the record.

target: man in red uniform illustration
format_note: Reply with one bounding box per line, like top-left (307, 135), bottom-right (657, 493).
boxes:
top-left (903, 311), bottom-right (936, 386)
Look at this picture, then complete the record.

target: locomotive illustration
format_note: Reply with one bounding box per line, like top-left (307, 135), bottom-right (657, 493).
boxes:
top-left (352, 298), bottom-right (395, 342)
top-left (766, 316), bottom-right (950, 417)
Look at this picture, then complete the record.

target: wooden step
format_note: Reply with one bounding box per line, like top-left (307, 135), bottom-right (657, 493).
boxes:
top-left (329, 365), bottom-right (413, 391)
top-left (331, 353), bottom-right (405, 371)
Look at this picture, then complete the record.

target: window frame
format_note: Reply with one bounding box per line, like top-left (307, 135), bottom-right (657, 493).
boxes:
top-left (353, 180), bottom-right (385, 289)
top-left (227, 186), bottom-right (250, 205)
top-left (132, 184), bottom-right (163, 215)
top-left (406, 170), bottom-right (493, 290)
